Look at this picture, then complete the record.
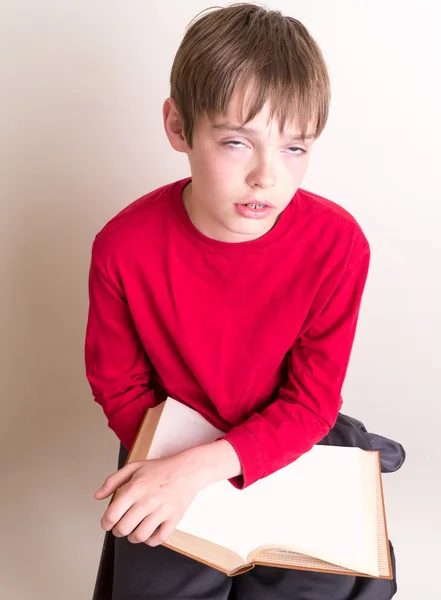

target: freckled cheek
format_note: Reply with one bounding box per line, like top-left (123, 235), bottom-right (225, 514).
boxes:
top-left (205, 153), bottom-right (241, 183)
top-left (193, 155), bottom-right (219, 182)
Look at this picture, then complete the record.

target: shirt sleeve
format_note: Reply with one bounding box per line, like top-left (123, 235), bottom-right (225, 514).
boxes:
top-left (221, 248), bottom-right (370, 489)
top-left (84, 240), bottom-right (159, 449)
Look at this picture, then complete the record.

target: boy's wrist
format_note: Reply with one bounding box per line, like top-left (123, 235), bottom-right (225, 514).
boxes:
top-left (176, 440), bottom-right (243, 487)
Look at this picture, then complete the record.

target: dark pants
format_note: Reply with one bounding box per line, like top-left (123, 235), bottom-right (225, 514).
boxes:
top-left (93, 414), bottom-right (400, 599)
top-left (112, 534), bottom-right (397, 600)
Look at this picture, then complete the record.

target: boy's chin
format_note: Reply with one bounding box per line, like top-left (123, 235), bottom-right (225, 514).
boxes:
top-left (225, 215), bottom-right (279, 240)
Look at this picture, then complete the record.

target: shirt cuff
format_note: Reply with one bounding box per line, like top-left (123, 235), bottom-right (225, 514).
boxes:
top-left (221, 426), bottom-right (268, 489)
top-left (107, 400), bottom-right (146, 451)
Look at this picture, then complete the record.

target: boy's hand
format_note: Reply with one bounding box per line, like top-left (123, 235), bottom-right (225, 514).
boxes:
top-left (94, 453), bottom-right (206, 547)
top-left (95, 439), bottom-right (242, 547)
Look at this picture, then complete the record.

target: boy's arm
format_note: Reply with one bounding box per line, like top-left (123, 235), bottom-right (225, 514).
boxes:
top-left (220, 247), bottom-right (371, 489)
top-left (85, 240), bottom-right (158, 449)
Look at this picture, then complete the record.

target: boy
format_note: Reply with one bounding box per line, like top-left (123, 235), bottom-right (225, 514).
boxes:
top-left (85, 3), bottom-right (397, 599)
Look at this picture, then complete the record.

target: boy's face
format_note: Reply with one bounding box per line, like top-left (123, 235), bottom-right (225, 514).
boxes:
top-left (164, 88), bottom-right (316, 243)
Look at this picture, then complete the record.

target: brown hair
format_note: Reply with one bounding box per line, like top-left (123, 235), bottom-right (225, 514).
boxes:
top-left (169, 2), bottom-right (331, 147)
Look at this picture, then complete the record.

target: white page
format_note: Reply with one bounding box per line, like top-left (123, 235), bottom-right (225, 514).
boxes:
top-left (177, 445), bottom-right (379, 575)
top-left (147, 400), bottom-right (224, 459)
top-left (146, 399), bottom-right (379, 576)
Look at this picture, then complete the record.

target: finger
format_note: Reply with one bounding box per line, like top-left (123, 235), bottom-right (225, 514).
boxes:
top-left (128, 510), bottom-right (166, 544)
top-left (111, 502), bottom-right (152, 538)
top-left (94, 462), bottom-right (140, 499)
top-left (100, 481), bottom-right (138, 531)
top-left (147, 519), bottom-right (175, 547)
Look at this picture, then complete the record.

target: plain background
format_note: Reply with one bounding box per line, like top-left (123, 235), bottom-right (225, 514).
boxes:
top-left (1, 1), bottom-right (440, 598)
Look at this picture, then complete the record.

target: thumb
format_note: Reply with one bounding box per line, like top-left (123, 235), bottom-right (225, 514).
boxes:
top-left (94, 461), bottom-right (140, 499)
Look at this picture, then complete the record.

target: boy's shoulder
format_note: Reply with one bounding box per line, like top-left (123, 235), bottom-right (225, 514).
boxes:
top-left (297, 187), bottom-right (364, 228)
top-left (92, 179), bottom-right (183, 260)
top-left (296, 187), bottom-right (370, 257)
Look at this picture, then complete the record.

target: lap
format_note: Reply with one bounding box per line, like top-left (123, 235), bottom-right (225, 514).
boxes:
top-left (232, 555), bottom-right (397, 599)
top-left (112, 537), bottom-right (231, 600)
top-left (111, 536), bottom-right (397, 600)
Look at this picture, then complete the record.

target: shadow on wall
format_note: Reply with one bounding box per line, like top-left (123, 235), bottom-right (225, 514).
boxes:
top-left (0, 7), bottom-right (166, 598)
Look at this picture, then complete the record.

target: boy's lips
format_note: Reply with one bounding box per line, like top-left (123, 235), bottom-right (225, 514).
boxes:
top-left (234, 202), bottom-right (276, 219)
top-left (238, 199), bottom-right (275, 208)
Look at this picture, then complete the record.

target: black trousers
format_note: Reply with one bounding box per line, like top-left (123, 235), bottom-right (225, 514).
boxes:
top-left (94, 414), bottom-right (400, 600)
top-left (112, 535), bottom-right (397, 600)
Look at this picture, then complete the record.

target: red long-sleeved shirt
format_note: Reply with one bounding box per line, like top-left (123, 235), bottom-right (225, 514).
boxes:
top-left (85, 177), bottom-right (370, 489)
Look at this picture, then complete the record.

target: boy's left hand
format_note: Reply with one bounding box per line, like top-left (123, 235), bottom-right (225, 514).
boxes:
top-left (94, 454), bottom-right (207, 547)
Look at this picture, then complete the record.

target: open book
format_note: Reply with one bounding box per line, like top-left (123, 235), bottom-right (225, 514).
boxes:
top-left (124, 398), bottom-right (393, 579)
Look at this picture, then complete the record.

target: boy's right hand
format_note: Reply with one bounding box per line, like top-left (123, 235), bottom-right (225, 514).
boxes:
top-left (94, 439), bottom-right (242, 547)
top-left (95, 454), bottom-right (204, 547)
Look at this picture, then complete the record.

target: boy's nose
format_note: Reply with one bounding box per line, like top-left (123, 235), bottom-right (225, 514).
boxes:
top-left (247, 159), bottom-right (276, 189)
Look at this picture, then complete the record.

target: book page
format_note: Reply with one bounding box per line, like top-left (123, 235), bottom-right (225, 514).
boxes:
top-left (147, 400), bottom-right (224, 459)
top-left (177, 445), bottom-right (379, 576)
top-left (163, 530), bottom-right (251, 574)
top-left (254, 455), bottom-right (391, 579)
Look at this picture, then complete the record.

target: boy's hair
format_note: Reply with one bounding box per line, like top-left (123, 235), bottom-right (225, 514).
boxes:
top-left (170, 2), bottom-right (331, 147)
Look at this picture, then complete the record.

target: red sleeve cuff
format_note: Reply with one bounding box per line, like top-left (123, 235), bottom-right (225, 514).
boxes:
top-left (221, 426), bottom-right (268, 489)
top-left (107, 400), bottom-right (146, 451)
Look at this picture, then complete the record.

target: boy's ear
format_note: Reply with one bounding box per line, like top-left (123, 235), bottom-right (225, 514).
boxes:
top-left (163, 98), bottom-right (189, 153)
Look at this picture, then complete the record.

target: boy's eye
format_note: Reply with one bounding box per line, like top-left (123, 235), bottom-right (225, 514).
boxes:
top-left (223, 140), bottom-right (246, 148)
top-left (223, 141), bottom-right (307, 155)
top-left (287, 147), bottom-right (307, 155)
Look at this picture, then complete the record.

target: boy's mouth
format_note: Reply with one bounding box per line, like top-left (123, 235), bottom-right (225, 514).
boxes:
top-left (235, 202), bottom-right (275, 220)
top-left (239, 199), bottom-right (275, 209)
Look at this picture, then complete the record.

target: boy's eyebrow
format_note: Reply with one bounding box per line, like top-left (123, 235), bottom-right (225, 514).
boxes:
top-left (212, 122), bottom-right (315, 141)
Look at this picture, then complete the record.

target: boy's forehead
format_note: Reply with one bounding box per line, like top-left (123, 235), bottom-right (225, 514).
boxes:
top-left (204, 84), bottom-right (315, 140)
top-left (205, 108), bottom-right (314, 141)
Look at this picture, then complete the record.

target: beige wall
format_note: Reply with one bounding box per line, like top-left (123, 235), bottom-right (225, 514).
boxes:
top-left (1, 1), bottom-right (440, 598)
